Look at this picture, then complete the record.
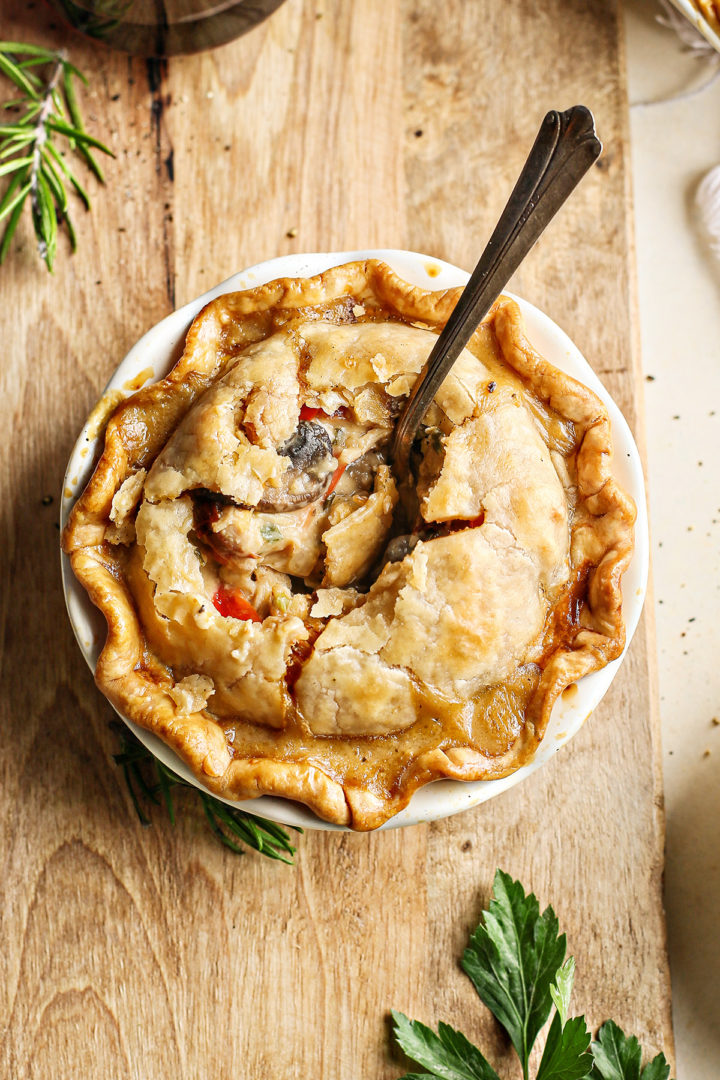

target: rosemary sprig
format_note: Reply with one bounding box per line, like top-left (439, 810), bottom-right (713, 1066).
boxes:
top-left (110, 722), bottom-right (302, 864)
top-left (0, 41), bottom-right (113, 270)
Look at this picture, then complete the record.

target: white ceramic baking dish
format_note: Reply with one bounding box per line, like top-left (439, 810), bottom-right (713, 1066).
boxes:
top-left (61, 249), bottom-right (649, 831)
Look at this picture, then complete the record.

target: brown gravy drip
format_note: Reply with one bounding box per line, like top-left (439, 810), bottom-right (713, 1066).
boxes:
top-left (211, 556), bottom-right (581, 806)
top-left (217, 663), bottom-right (541, 801)
top-left (537, 563), bottom-right (591, 665)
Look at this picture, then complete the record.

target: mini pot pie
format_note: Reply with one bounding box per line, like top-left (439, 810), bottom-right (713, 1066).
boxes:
top-left (691, 0), bottom-right (720, 35)
top-left (63, 260), bottom-right (636, 830)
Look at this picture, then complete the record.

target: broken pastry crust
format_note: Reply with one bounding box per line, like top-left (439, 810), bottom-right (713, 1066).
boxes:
top-left (63, 260), bottom-right (636, 830)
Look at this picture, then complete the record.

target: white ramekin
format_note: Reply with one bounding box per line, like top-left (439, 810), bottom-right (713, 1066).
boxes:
top-left (61, 249), bottom-right (649, 831)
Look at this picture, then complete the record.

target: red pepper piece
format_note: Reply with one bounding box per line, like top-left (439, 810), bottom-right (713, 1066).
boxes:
top-left (324, 461), bottom-right (347, 499)
top-left (445, 512), bottom-right (485, 534)
top-left (299, 404), bottom-right (351, 422)
top-left (212, 587), bottom-right (262, 622)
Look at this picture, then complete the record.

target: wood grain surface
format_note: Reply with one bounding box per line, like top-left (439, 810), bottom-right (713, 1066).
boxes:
top-left (0, 1), bottom-right (673, 1077)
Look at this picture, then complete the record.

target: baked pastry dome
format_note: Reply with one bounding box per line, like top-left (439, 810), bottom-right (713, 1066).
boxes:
top-left (63, 260), bottom-right (636, 830)
top-left (690, 0), bottom-right (720, 34)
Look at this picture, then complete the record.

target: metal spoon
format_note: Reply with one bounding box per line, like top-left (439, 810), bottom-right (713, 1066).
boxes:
top-left (389, 105), bottom-right (602, 481)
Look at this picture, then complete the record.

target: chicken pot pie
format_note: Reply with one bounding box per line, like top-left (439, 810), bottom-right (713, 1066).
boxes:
top-left (63, 260), bottom-right (636, 830)
top-left (690, 0), bottom-right (720, 35)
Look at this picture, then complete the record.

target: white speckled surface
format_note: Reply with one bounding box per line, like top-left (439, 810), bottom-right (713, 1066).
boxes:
top-left (626, 2), bottom-right (720, 1076)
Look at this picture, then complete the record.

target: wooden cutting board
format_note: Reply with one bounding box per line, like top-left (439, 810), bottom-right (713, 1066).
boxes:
top-left (0, 1), bottom-right (673, 1076)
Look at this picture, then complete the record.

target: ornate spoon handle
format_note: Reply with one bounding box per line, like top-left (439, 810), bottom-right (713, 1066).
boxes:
top-left (390, 105), bottom-right (602, 478)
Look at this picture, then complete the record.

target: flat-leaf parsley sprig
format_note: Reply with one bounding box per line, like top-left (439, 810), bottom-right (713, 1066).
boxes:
top-left (0, 41), bottom-right (113, 269)
top-left (111, 722), bottom-right (302, 864)
top-left (392, 869), bottom-right (673, 1080)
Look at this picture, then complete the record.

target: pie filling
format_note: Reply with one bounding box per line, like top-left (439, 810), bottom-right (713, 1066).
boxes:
top-left (63, 261), bottom-right (636, 829)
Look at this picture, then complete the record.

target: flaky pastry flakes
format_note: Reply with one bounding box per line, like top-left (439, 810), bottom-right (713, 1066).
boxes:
top-left (63, 260), bottom-right (636, 830)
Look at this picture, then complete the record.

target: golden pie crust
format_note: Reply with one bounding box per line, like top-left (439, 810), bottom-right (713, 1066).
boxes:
top-left (691, 0), bottom-right (720, 34)
top-left (63, 260), bottom-right (636, 830)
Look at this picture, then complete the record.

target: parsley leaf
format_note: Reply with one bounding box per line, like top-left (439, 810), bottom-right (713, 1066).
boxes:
top-left (390, 873), bottom-right (672, 1080)
top-left (536, 1012), bottom-right (592, 1080)
top-left (590, 1021), bottom-right (672, 1080)
top-left (260, 521), bottom-right (282, 543)
top-left (461, 869), bottom-right (567, 1073)
top-left (590, 1022), bottom-right (641, 1080)
top-left (391, 1011), bottom-right (501, 1080)
top-left (637, 1061), bottom-right (673, 1080)
top-left (549, 958), bottom-right (575, 1026)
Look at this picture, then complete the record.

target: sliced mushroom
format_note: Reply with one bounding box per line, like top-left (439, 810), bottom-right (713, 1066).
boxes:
top-left (345, 449), bottom-right (386, 492)
top-left (258, 420), bottom-right (336, 512)
top-left (381, 533), bottom-right (419, 567)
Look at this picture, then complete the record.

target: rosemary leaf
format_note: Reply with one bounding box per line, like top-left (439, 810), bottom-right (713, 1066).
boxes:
top-left (16, 65), bottom-right (42, 91)
top-left (0, 166), bottom-right (23, 213)
top-left (0, 44), bottom-right (112, 267)
top-left (0, 192), bottom-right (25, 262)
top-left (130, 761), bottom-right (162, 806)
top-left (0, 177), bottom-right (30, 223)
top-left (19, 101), bottom-right (44, 122)
top-left (113, 748), bottom-right (154, 767)
top-left (64, 208), bottom-right (76, 251)
top-left (213, 802), bottom-right (263, 844)
top-left (0, 41), bottom-right (57, 58)
top-left (64, 62), bottom-right (89, 85)
top-left (0, 53), bottom-right (39, 97)
top-left (0, 152), bottom-right (32, 176)
top-left (0, 132), bottom-right (34, 158)
top-left (44, 140), bottom-right (90, 209)
top-left (156, 762), bottom-right (177, 825)
top-left (201, 798), bottom-right (246, 855)
top-left (110, 722), bottom-right (302, 863)
top-left (34, 169), bottom-right (57, 268)
top-left (51, 86), bottom-right (68, 123)
top-left (256, 817), bottom-right (299, 847)
top-left (46, 117), bottom-right (113, 154)
top-left (208, 801), bottom-right (298, 864)
top-left (122, 763), bottom-right (152, 827)
top-left (62, 67), bottom-right (105, 182)
top-left (41, 155), bottom-right (68, 213)
top-left (0, 122), bottom-right (35, 135)
top-left (18, 56), bottom-right (54, 70)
